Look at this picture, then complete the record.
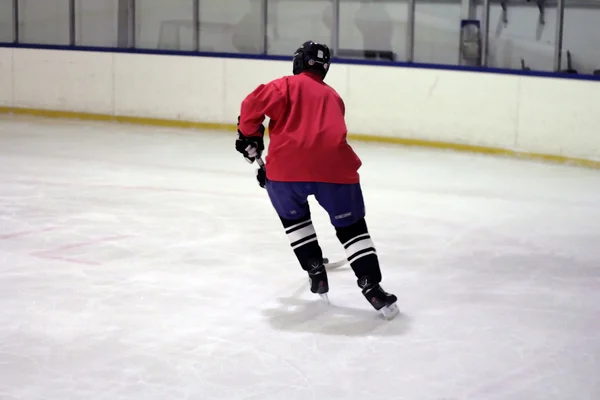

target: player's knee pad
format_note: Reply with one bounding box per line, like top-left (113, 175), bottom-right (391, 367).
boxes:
top-left (335, 218), bottom-right (381, 282)
top-left (281, 215), bottom-right (323, 271)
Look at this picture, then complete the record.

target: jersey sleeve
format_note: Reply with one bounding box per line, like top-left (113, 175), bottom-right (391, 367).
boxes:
top-left (238, 78), bottom-right (288, 137)
top-left (338, 96), bottom-right (346, 117)
top-left (329, 85), bottom-right (345, 117)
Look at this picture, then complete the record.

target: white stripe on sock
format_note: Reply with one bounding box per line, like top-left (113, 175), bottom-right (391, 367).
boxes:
top-left (345, 237), bottom-right (376, 260)
top-left (349, 250), bottom-right (377, 263)
top-left (343, 233), bottom-right (370, 248)
top-left (292, 236), bottom-right (318, 250)
top-left (287, 224), bottom-right (316, 244)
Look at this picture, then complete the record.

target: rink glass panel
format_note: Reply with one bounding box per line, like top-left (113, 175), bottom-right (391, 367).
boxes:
top-left (338, 0), bottom-right (404, 62)
top-left (0, 1), bottom-right (14, 42)
top-left (266, 0), bottom-right (333, 56)
top-left (474, 2), bottom-right (557, 71)
top-left (561, 4), bottom-right (600, 74)
top-left (135, 0), bottom-right (195, 51)
top-left (17, 0), bottom-right (70, 45)
top-left (2, 0), bottom-right (600, 75)
top-left (198, 0), bottom-right (262, 54)
top-left (134, 0), bottom-right (264, 53)
top-left (75, 0), bottom-right (119, 47)
top-left (414, 0), bottom-right (461, 65)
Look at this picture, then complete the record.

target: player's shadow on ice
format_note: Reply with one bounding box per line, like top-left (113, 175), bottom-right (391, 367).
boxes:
top-left (261, 294), bottom-right (412, 337)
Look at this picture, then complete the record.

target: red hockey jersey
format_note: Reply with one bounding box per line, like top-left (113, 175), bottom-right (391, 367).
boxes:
top-left (238, 71), bottom-right (362, 184)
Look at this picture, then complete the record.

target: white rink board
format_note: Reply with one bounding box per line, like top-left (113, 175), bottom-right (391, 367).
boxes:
top-left (0, 48), bottom-right (12, 107)
top-left (343, 65), bottom-right (521, 149)
top-left (5, 48), bottom-right (600, 161)
top-left (517, 76), bottom-right (600, 159)
top-left (114, 53), bottom-right (226, 121)
top-left (12, 49), bottom-right (114, 114)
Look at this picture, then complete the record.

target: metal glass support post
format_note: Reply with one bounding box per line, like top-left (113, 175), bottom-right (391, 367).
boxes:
top-left (331, 0), bottom-right (340, 57)
top-left (260, 0), bottom-right (268, 54)
top-left (193, 0), bottom-right (200, 51)
top-left (117, 0), bottom-right (134, 48)
top-left (129, 0), bottom-right (136, 48)
top-left (407, 0), bottom-right (416, 62)
top-left (12, 0), bottom-right (19, 43)
top-left (461, 0), bottom-right (476, 19)
top-left (554, 0), bottom-right (565, 71)
top-left (69, 0), bottom-right (75, 45)
top-left (117, 0), bottom-right (128, 48)
top-left (481, 0), bottom-right (491, 66)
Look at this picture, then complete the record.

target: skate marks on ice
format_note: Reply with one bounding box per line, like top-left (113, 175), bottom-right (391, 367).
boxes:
top-left (262, 295), bottom-right (410, 337)
top-left (261, 275), bottom-right (411, 337)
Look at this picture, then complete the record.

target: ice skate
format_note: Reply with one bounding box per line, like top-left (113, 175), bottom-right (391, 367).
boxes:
top-left (307, 261), bottom-right (329, 302)
top-left (359, 277), bottom-right (399, 320)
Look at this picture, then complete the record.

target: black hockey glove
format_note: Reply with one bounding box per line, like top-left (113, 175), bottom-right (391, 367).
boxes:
top-left (256, 165), bottom-right (267, 189)
top-left (235, 133), bottom-right (264, 164)
top-left (235, 117), bottom-right (265, 164)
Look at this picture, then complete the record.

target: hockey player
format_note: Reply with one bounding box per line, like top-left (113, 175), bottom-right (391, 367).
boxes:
top-left (235, 40), bottom-right (398, 319)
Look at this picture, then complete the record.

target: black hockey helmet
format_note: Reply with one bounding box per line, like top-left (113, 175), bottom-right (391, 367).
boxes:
top-left (292, 41), bottom-right (331, 79)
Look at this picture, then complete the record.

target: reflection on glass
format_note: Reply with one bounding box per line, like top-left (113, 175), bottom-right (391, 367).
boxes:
top-left (475, 3), bottom-right (556, 71)
top-left (76, 0), bottom-right (119, 47)
top-left (135, 0), bottom-right (194, 50)
top-left (230, 0), bottom-right (263, 53)
top-left (18, 0), bottom-right (70, 44)
top-left (561, 5), bottom-right (600, 74)
top-left (339, 0), bottom-right (398, 61)
top-left (267, 0), bottom-right (332, 56)
top-left (414, 0), bottom-right (460, 65)
top-left (198, 0), bottom-right (262, 53)
top-left (0, 1), bottom-right (14, 42)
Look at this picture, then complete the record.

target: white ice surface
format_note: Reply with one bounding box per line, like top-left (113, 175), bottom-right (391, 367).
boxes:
top-left (1, 115), bottom-right (599, 400)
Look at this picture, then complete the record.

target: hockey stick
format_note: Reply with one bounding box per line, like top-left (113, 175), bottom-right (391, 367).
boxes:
top-left (255, 156), bottom-right (347, 271)
top-left (322, 258), bottom-right (348, 270)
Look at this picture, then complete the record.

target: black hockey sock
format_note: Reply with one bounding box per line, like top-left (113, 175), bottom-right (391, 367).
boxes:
top-left (335, 218), bottom-right (382, 283)
top-left (281, 214), bottom-right (323, 271)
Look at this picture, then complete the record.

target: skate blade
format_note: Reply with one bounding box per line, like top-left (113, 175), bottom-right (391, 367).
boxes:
top-left (380, 303), bottom-right (399, 320)
top-left (319, 293), bottom-right (330, 304)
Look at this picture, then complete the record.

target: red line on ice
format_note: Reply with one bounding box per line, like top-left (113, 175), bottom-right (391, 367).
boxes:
top-left (31, 235), bottom-right (131, 266)
top-left (34, 235), bottom-right (130, 253)
top-left (0, 226), bottom-right (61, 240)
top-left (34, 255), bottom-right (101, 266)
